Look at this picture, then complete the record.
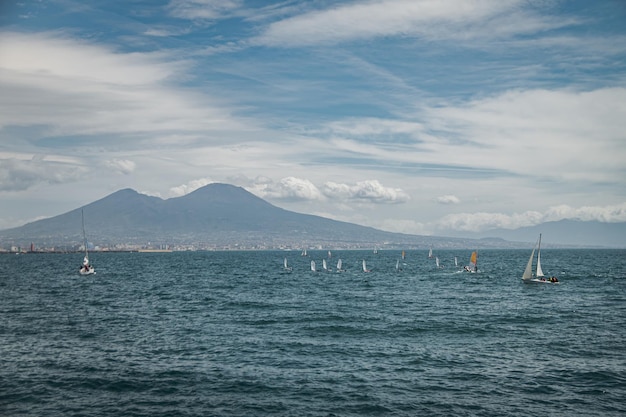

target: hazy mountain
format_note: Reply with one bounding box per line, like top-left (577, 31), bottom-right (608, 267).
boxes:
top-left (0, 183), bottom-right (462, 249)
top-left (447, 219), bottom-right (626, 248)
top-left (2, 184), bottom-right (622, 249)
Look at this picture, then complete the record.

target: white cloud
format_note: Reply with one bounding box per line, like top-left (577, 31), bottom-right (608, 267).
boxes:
top-left (169, 178), bottom-right (215, 197)
top-left (166, 0), bottom-right (242, 20)
top-left (255, 0), bottom-right (569, 47)
top-left (0, 157), bottom-right (85, 192)
top-left (422, 87), bottom-right (626, 184)
top-left (0, 31), bottom-right (242, 139)
top-left (105, 159), bottom-right (136, 175)
top-left (437, 195), bottom-right (460, 205)
top-left (322, 180), bottom-right (410, 204)
top-left (252, 176), bottom-right (323, 201)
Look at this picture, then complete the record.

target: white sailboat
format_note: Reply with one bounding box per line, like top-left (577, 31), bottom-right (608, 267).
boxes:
top-left (362, 259), bottom-right (371, 272)
top-left (79, 209), bottom-right (95, 275)
top-left (336, 258), bottom-right (344, 272)
top-left (522, 234), bottom-right (558, 284)
top-left (322, 258), bottom-right (331, 272)
top-left (428, 246), bottom-right (433, 258)
top-left (310, 260), bottom-right (317, 272)
top-left (435, 256), bottom-right (441, 268)
top-left (283, 257), bottom-right (292, 272)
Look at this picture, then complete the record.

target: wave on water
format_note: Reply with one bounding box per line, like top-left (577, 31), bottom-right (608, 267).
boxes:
top-left (1, 249), bottom-right (625, 416)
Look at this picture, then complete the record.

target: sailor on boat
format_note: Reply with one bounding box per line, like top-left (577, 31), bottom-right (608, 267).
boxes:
top-left (80, 256), bottom-right (92, 273)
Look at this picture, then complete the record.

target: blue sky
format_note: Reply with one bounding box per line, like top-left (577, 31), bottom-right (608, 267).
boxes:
top-left (1, 0), bottom-right (625, 235)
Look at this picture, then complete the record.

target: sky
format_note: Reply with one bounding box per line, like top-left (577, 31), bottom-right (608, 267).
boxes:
top-left (1, 0), bottom-right (626, 236)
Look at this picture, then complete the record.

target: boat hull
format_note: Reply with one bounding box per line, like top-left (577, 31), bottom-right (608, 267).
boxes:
top-left (522, 278), bottom-right (558, 284)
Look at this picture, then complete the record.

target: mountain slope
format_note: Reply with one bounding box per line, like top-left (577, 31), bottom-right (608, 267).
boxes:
top-left (0, 183), bottom-right (426, 248)
top-left (448, 219), bottom-right (626, 248)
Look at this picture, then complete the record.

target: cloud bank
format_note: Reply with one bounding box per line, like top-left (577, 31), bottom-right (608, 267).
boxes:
top-left (255, 0), bottom-right (568, 47)
top-left (436, 203), bottom-right (626, 232)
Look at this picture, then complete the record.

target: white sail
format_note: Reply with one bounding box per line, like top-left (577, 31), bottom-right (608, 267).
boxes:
top-left (284, 257), bottom-right (288, 269)
top-left (435, 256), bottom-right (440, 268)
top-left (523, 234), bottom-right (558, 283)
top-left (454, 256), bottom-right (458, 267)
top-left (322, 259), bottom-right (328, 271)
top-left (395, 259), bottom-right (400, 271)
top-left (310, 260), bottom-right (316, 272)
top-left (336, 259), bottom-right (342, 271)
top-left (362, 259), bottom-right (369, 272)
top-left (536, 234), bottom-right (544, 278)
top-left (522, 238), bottom-right (538, 281)
top-left (428, 247), bottom-right (433, 258)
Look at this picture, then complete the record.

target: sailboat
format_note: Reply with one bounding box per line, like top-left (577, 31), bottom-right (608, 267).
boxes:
top-left (336, 258), bottom-right (344, 272)
top-left (522, 234), bottom-right (558, 284)
top-left (322, 258), bottom-right (331, 272)
top-left (464, 251), bottom-right (478, 273)
top-left (395, 259), bottom-right (402, 272)
top-left (283, 257), bottom-right (292, 272)
top-left (79, 209), bottom-right (95, 275)
top-left (362, 259), bottom-right (371, 272)
top-left (435, 256), bottom-right (442, 269)
top-left (428, 246), bottom-right (433, 258)
top-left (310, 260), bottom-right (317, 272)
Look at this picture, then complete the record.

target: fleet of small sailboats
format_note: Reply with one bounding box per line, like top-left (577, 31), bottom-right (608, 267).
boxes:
top-left (274, 241), bottom-right (557, 284)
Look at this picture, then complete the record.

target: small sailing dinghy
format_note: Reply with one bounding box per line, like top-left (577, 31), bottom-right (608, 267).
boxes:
top-left (463, 251), bottom-right (478, 273)
top-left (362, 259), bottom-right (371, 272)
top-left (336, 258), bottom-right (344, 272)
top-left (79, 209), bottom-right (95, 275)
top-left (322, 258), bottom-right (331, 272)
top-left (522, 234), bottom-right (559, 284)
top-left (283, 257), bottom-right (292, 272)
top-left (310, 260), bottom-right (317, 272)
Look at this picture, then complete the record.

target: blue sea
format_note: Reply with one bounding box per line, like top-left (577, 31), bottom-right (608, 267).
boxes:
top-left (1, 249), bottom-right (625, 416)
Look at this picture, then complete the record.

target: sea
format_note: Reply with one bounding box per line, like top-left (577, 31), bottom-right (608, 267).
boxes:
top-left (1, 249), bottom-right (625, 416)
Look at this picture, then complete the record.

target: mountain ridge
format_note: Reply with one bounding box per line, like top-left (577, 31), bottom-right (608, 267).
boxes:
top-left (1, 183), bottom-right (623, 249)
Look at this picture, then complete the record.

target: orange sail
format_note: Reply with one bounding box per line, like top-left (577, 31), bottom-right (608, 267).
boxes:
top-left (469, 251), bottom-right (478, 271)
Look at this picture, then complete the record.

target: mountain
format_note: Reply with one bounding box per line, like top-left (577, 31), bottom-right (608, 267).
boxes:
top-left (446, 219), bottom-right (626, 248)
top-left (0, 183), bottom-right (471, 249)
top-left (4, 184), bottom-right (621, 249)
